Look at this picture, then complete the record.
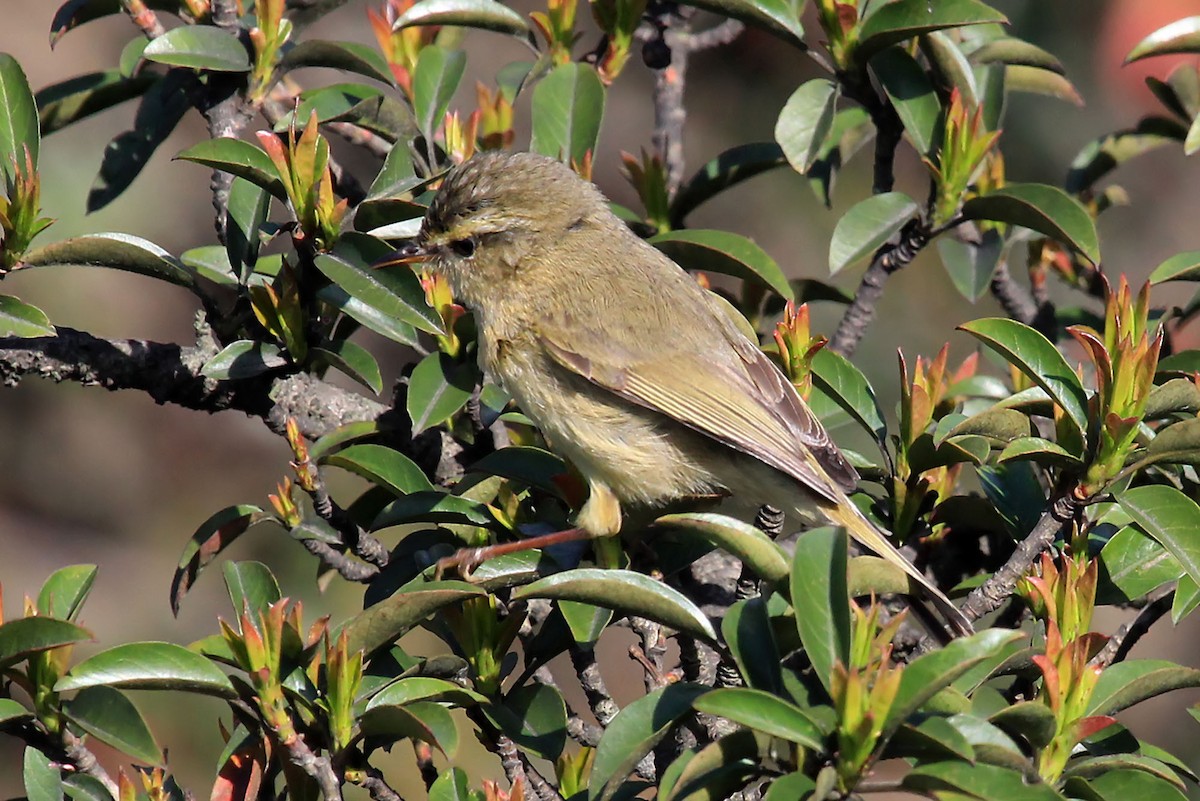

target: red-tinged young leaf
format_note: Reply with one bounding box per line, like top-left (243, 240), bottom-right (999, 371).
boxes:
top-left (322, 442), bottom-right (434, 494)
top-left (856, 0), bottom-right (1007, 62)
top-left (212, 731), bottom-right (267, 801)
top-left (514, 569), bottom-right (716, 640)
top-left (0, 617), bottom-right (93, 669)
top-left (961, 184), bottom-right (1100, 265)
top-left (143, 26), bottom-right (251, 72)
top-left (55, 642), bottom-right (237, 697)
top-left (650, 228), bottom-right (793, 300)
top-left (775, 78), bottom-right (840, 174)
top-left (393, 0), bottom-right (531, 35)
top-left (588, 683), bottom-right (708, 801)
top-left (1126, 17), bottom-right (1200, 64)
top-left (170, 504), bottom-right (268, 616)
top-left (37, 565), bottom-right (97, 622)
top-left (340, 582), bottom-right (486, 656)
top-left (829, 191), bottom-right (919, 274)
top-left (63, 685), bottom-right (162, 765)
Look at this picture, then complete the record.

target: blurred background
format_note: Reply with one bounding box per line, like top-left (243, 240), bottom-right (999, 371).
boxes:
top-left (3, 0), bottom-right (1200, 795)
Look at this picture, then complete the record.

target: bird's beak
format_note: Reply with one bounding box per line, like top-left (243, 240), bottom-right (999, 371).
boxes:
top-left (372, 240), bottom-right (429, 268)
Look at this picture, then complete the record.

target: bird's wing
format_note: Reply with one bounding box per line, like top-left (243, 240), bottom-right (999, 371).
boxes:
top-left (535, 310), bottom-right (858, 503)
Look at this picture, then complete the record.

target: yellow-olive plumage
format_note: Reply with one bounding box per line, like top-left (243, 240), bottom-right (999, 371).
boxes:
top-left (394, 150), bottom-right (971, 637)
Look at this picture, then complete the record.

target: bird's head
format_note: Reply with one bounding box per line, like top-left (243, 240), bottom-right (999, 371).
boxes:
top-left (377, 151), bottom-right (609, 308)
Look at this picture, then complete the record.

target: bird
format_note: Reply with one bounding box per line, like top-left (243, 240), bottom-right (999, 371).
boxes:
top-left (377, 150), bottom-right (973, 638)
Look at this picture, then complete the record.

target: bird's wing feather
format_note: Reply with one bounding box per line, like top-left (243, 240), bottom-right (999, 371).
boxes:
top-left (536, 312), bottom-right (858, 502)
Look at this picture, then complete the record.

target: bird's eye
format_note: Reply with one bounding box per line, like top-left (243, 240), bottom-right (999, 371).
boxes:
top-left (450, 237), bottom-right (476, 258)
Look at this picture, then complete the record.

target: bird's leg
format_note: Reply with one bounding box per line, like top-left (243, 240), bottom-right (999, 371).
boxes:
top-left (435, 527), bottom-right (598, 578)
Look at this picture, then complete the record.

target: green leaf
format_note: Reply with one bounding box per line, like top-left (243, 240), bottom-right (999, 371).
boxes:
top-left (491, 684), bottom-right (568, 759)
top-left (589, 683), bottom-right (708, 801)
top-left (675, 0), bottom-right (803, 47)
top-left (829, 191), bottom-right (918, 274)
top-left (857, 0), bottom-right (1008, 62)
top-left (1117, 484), bottom-right (1200, 599)
top-left (412, 46), bottom-right (466, 142)
top-left (693, 688), bottom-right (824, 749)
top-left (0, 697), bottom-right (32, 726)
top-left (661, 729), bottom-right (759, 801)
top-left (513, 569), bottom-right (716, 640)
top-left (317, 283), bottom-right (420, 346)
top-left (996, 436), bottom-right (1082, 468)
top-left (361, 699), bottom-right (457, 753)
top-left (315, 252), bottom-right (441, 335)
top-left (143, 25), bottom-right (251, 71)
top-left (24, 747), bottom-right (63, 801)
top-left (872, 47), bottom-right (939, 155)
top-left (56, 642), bottom-right (236, 697)
top-left (175, 138), bottom-right (286, 200)
top-left (958, 317), bottom-right (1089, 449)
top-left (0, 296), bottom-right (54, 337)
top-left (222, 561), bottom-right (281, 617)
top-left (775, 78), bottom-right (839, 175)
top-left (938, 228), bottom-right (1004, 302)
top-left (763, 773), bottom-right (817, 801)
top-left (889, 716), bottom-right (976, 762)
top-left (200, 340), bottom-right (288, 379)
top-left (886, 630), bottom-right (1024, 735)
top-left (1006, 65), bottom-right (1083, 106)
top-left (372, 491), bottom-right (493, 528)
top-left (1067, 122), bottom-right (1180, 195)
top-left (21, 232), bottom-right (196, 288)
top-left (181, 246), bottom-right (237, 286)
top-left (315, 339), bottom-right (383, 395)
top-left (342, 581), bottom-right (485, 656)
top-left (811, 347), bottom-right (888, 444)
top-left (1149, 251), bottom-right (1200, 284)
top-left (470, 446), bottom-right (568, 495)
top-left (368, 144), bottom-right (419, 199)
top-left (224, 177), bottom-right (271, 281)
top-left (670, 142), bottom-right (786, 225)
top-left (0, 617), bottom-right (92, 669)
top-left (37, 70), bottom-right (155, 137)
top-left (283, 83), bottom-right (386, 129)
top-left (0, 53), bottom-right (39, 178)
top-left (395, 0), bottom-right (531, 35)
top-left (790, 526), bottom-right (850, 696)
top-left (429, 768), bottom-right (473, 801)
top-left (989, 701), bottom-right (1056, 749)
top-left (322, 443), bottom-right (434, 494)
top-left (407, 351), bottom-right (476, 435)
top-left (63, 685), bottom-right (162, 765)
top-left (961, 184), bottom-right (1100, 265)
top-left (650, 229), bottom-right (792, 300)
top-left (905, 761), bottom-right (1063, 801)
top-left (530, 62), bottom-right (605, 164)
top-left (969, 37), bottom-right (1064, 73)
top-left (559, 601), bottom-right (612, 648)
top-left (170, 504), bottom-right (268, 616)
top-left (38, 565), bottom-right (97, 622)
top-left (280, 39), bottom-right (394, 84)
top-left (1172, 573), bottom-right (1200, 623)
top-left (721, 597), bottom-right (783, 694)
top-left (1097, 525), bottom-right (1181, 605)
top-left (1126, 17), bottom-right (1200, 64)
top-left (366, 676), bottom-right (487, 708)
top-left (655, 512), bottom-right (789, 584)
top-left (119, 36), bottom-right (150, 77)
top-left (1086, 659), bottom-right (1200, 716)
top-left (87, 70), bottom-right (192, 211)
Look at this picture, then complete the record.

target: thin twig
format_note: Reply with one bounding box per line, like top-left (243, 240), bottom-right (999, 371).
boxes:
top-left (353, 766), bottom-right (405, 801)
top-left (496, 734), bottom-right (528, 791)
top-left (62, 731), bottom-right (119, 798)
top-left (828, 219), bottom-right (931, 358)
top-left (960, 490), bottom-right (1080, 623)
top-left (282, 736), bottom-right (343, 801)
top-left (1092, 587), bottom-right (1175, 668)
top-left (120, 0), bottom-right (166, 38)
top-left (569, 644), bottom-right (621, 727)
top-left (297, 537), bottom-right (379, 581)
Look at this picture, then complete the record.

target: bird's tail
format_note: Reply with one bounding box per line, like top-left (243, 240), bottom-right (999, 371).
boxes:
top-left (817, 495), bottom-right (974, 639)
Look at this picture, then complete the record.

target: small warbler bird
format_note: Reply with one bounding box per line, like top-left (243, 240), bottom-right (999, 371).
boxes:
top-left (381, 150), bottom-right (972, 638)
